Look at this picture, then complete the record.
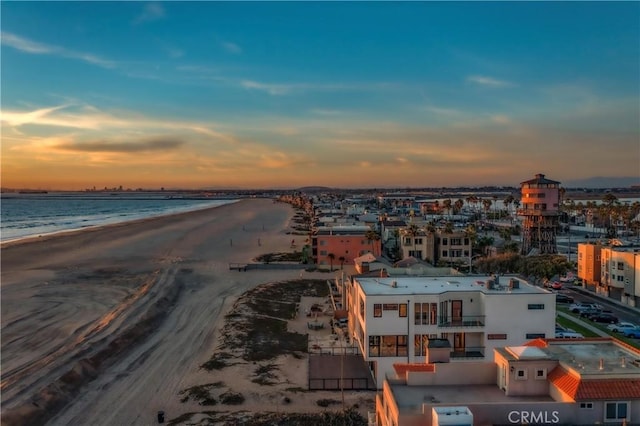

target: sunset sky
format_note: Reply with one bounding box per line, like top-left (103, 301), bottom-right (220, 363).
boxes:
top-left (2, 2), bottom-right (639, 190)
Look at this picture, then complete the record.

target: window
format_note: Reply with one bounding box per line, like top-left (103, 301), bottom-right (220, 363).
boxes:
top-left (320, 250), bottom-right (327, 256)
top-left (415, 238), bottom-right (423, 245)
top-left (359, 300), bottom-right (365, 318)
top-left (535, 368), bottom-right (547, 379)
top-left (399, 303), bottom-right (407, 317)
top-left (430, 303), bottom-right (437, 325)
top-left (320, 240), bottom-right (326, 246)
top-left (374, 304), bottom-right (382, 317)
top-left (414, 334), bottom-right (429, 356)
top-left (617, 275), bottom-right (624, 282)
top-left (526, 333), bottom-right (545, 339)
top-left (605, 402), bottom-right (629, 422)
top-left (617, 262), bottom-right (624, 270)
top-left (450, 238), bottom-right (461, 245)
top-left (383, 304), bottom-right (398, 311)
top-left (580, 402), bottom-right (593, 409)
top-left (528, 304), bottom-right (545, 310)
top-left (515, 368), bottom-right (527, 380)
top-left (442, 238), bottom-right (448, 245)
top-left (368, 335), bottom-right (381, 357)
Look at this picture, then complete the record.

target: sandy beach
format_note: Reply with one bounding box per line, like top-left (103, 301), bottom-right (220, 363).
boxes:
top-left (1, 198), bottom-right (374, 425)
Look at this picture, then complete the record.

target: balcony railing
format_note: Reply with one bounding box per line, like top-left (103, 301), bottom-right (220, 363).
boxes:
top-left (450, 346), bottom-right (485, 359)
top-left (438, 315), bottom-right (485, 328)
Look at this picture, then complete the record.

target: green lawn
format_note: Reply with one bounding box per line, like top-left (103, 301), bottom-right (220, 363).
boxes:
top-left (556, 305), bottom-right (640, 349)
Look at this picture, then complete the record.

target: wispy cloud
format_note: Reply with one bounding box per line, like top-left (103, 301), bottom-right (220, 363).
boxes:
top-left (1, 32), bottom-right (52, 53)
top-left (1, 31), bottom-right (116, 68)
top-left (54, 136), bottom-right (185, 153)
top-left (241, 79), bottom-right (398, 96)
top-left (134, 3), bottom-right (165, 24)
top-left (220, 41), bottom-right (242, 54)
top-left (467, 75), bottom-right (514, 88)
top-left (241, 80), bottom-right (292, 95)
top-left (1, 103), bottom-right (237, 144)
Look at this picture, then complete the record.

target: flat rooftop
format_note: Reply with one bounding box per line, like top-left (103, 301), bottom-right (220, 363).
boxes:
top-left (356, 275), bottom-right (549, 296)
top-left (547, 340), bottom-right (640, 377)
top-left (390, 383), bottom-right (554, 411)
top-left (496, 339), bottom-right (640, 377)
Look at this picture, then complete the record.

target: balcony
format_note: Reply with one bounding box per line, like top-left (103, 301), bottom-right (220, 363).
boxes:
top-left (438, 315), bottom-right (485, 328)
top-left (450, 346), bottom-right (485, 359)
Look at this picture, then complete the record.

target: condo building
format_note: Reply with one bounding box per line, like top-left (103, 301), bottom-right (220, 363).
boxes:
top-left (577, 242), bottom-right (640, 308)
top-left (345, 274), bottom-right (556, 389)
top-left (375, 337), bottom-right (640, 426)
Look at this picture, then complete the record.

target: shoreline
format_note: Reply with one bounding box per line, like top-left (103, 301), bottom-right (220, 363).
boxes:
top-left (1, 198), bottom-right (318, 425)
top-left (0, 199), bottom-right (243, 248)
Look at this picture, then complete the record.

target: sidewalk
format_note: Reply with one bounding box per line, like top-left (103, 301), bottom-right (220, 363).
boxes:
top-left (557, 311), bottom-right (609, 337)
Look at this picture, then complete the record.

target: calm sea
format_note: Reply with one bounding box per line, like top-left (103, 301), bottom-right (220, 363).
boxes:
top-left (0, 192), bottom-right (240, 243)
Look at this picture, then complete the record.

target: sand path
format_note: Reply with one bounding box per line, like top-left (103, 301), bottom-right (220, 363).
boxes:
top-left (1, 198), bottom-right (325, 425)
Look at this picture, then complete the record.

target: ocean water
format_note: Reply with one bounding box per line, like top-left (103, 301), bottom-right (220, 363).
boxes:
top-left (0, 192), bottom-right (240, 243)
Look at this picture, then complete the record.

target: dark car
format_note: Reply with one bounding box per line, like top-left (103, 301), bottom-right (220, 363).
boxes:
top-left (579, 308), bottom-right (602, 318)
top-left (590, 313), bottom-right (619, 324)
top-left (555, 294), bottom-right (574, 304)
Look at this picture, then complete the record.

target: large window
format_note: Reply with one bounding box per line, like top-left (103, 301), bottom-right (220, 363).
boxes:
top-left (605, 402), bottom-right (629, 422)
top-left (415, 303), bottom-right (429, 325)
top-left (370, 335), bottom-right (409, 357)
top-left (399, 303), bottom-right (407, 317)
top-left (374, 304), bottom-right (382, 317)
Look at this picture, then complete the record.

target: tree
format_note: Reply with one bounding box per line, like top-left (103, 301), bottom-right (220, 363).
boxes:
top-left (365, 229), bottom-right (381, 256)
top-left (339, 256), bottom-right (346, 270)
top-left (327, 253), bottom-right (335, 272)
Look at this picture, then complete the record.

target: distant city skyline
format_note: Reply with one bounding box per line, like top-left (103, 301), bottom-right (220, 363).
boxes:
top-left (1, 2), bottom-right (638, 190)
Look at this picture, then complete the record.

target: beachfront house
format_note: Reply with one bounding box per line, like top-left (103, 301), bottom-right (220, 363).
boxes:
top-left (344, 274), bottom-right (556, 389)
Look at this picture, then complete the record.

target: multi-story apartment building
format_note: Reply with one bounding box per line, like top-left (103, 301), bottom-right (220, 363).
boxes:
top-left (312, 225), bottom-right (381, 267)
top-left (577, 242), bottom-right (640, 307)
top-left (577, 242), bottom-right (602, 290)
top-left (400, 227), bottom-right (472, 266)
top-left (376, 337), bottom-right (640, 426)
top-left (600, 245), bottom-right (640, 307)
top-left (345, 274), bottom-right (555, 389)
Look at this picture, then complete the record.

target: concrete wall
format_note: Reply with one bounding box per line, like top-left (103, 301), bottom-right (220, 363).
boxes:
top-left (405, 362), bottom-right (496, 386)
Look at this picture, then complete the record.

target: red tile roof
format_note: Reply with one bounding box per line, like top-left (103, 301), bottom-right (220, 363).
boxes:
top-left (393, 363), bottom-right (436, 375)
top-left (548, 366), bottom-right (640, 400)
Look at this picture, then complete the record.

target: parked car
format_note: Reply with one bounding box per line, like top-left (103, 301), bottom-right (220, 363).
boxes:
top-left (570, 302), bottom-right (600, 313)
top-left (590, 313), bottom-right (618, 324)
top-left (555, 331), bottom-right (584, 339)
top-left (551, 282), bottom-right (563, 290)
top-left (579, 307), bottom-right (602, 318)
top-left (555, 294), bottom-right (574, 304)
top-left (623, 328), bottom-right (640, 338)
top-left (607, 322), bottom-right (638, 333)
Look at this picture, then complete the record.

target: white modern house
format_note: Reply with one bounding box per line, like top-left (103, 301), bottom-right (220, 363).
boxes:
top-left (345, 274), bottom-right (556, 388)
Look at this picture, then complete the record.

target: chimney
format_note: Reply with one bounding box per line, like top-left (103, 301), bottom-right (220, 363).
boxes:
top-left (599, 358), bottom-right (604, 370)
top-left (621, 357), bottom-right (627, 368)
top-left (391, 280), bottom-right (398, 288)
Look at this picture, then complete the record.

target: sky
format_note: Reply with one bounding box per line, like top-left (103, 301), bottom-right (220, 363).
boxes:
top-left (1, 2), bottom-right (639, 190)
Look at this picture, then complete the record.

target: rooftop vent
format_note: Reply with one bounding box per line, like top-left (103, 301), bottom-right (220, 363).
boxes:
top-left (391, 281), bottom-right (397, 288)
top-left (486, 279), bottom-right (495, 290)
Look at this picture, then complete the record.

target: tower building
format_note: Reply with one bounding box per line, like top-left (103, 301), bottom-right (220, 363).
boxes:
top-left (518, 173), bottom-right (561, 255)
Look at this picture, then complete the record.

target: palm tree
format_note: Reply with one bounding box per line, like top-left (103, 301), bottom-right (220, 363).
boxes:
top-left (339, 256), bottom-right (346, 270)
top-left (402, 224), bottom-right (421, 259)
top-left (327, 253), bottom-right (335, 272)
top-left (365, 229), bottom-right (381, 256)
top-left (454, 198), bottom-right (464, 215)
top-left (443, 199), bottom-right (453, 220)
